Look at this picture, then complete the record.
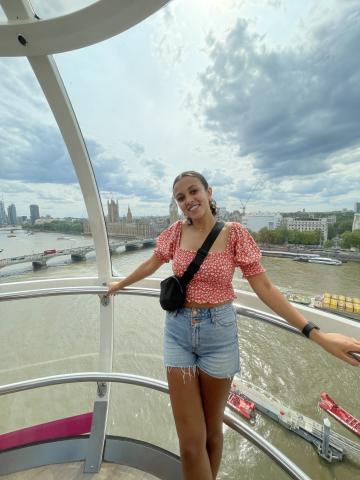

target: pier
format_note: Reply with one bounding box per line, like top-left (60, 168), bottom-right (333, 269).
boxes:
top-left (232, 377), bottom-right (360, 462)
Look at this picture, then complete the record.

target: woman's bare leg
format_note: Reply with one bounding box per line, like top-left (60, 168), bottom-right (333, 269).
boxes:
top-left (167, 367), bottom-right (213, 480)
top-left (198, 370), bottom-right (232, 479)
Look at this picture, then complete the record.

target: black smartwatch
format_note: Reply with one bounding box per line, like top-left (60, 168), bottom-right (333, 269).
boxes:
top-left (302, 321), bottom-right (320, 338)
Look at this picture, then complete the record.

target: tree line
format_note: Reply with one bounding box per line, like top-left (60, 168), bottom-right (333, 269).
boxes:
top-left (24, 220), bottom-right (84, 234)
top-left (250, 227), bottom-right (359, 249)
top-left (250, 228), bottom-right (322, 246)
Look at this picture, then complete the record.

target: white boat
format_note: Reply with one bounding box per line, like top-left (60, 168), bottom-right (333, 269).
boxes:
top-left (307, 257), bottom-right (342, 266)
top-left (294, 256), bottom-right (342, 266)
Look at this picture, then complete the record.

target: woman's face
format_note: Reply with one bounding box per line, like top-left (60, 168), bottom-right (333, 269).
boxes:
top-left (173, 176), bottom-right (212, 220)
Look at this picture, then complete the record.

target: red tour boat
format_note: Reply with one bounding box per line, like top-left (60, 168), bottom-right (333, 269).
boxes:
top-left (227, 390), bottom-right (256, 424)
top-left (319, 392), bottom-right (360, 437)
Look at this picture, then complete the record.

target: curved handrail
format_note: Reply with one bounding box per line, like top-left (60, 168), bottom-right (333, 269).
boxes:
top-left (0, 286), bottom-right (300, 336)
top-left (0, 372), bottom-right (311, 480)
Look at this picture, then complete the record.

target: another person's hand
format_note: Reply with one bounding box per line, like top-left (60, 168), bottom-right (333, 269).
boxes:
top-left (107, 281), bottom-right (124, 296)
top-left (313, 331), bottom-right (360, 366)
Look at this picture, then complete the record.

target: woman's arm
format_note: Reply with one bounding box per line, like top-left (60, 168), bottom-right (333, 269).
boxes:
top-left (107, 254), bottom-right (164, 295)
top-left (247, 272), bottom-right (360, 367)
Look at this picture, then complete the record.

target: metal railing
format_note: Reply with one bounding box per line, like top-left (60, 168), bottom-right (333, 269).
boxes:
top-left (2, 284), bottom-right (358, 477)
top-left (0, 285), bottom-right (302, 336)
top-left (0, 372), bottom-right (311, 480)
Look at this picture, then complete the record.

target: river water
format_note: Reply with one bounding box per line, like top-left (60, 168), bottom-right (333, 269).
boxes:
top-left (0, 229), bottom-right (359, 480)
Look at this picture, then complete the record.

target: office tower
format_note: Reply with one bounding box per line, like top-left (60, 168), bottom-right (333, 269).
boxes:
top-left (7, 203), bottom-right (17, 225)
top-left (0, 200), bottom-right (7, 224)
top-left (30, 204), bottom-right (40, 224)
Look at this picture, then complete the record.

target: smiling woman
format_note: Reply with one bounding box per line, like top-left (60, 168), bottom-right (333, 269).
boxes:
top-left (1, 1), bottom-right (360, 480)
top-left (108, 169), bottom-right (360, 479)
top-left (172, 171), bottom-right (215, 223)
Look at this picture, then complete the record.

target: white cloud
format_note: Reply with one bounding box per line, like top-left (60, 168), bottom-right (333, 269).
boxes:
top-left (0, 0), bottom-right (358, 216)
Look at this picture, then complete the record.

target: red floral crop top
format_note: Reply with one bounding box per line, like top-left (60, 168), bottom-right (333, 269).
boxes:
top-left (153, 221), bottom-right (266, 304)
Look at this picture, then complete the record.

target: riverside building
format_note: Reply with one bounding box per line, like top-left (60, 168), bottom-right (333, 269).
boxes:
top-left (242, 213), bottom-right (282, 233)
top-left (352, 213), bottom-right (360, 231)
top-left (283, 217), bottom-right (328, 241)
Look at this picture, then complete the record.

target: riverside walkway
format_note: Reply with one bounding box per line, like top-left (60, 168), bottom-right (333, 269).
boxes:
top-left (0, 239), bottom-right (155, 270)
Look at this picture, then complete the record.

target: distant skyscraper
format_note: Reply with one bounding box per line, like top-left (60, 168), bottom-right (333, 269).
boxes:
top-left (30, 204), bottom-right (40, 224)
top-left (127, 205), bottom-right (133, 223)
top-left (7, 203), bottom-right (17, 225)
top-left (169, 197), bottom-right (179, 225)
top-left (0, 200), bottom-right (7, 224)
top-left (107, 199), bottom-right (120, 223)
top-left (355, 202), bottom-right (360, 214)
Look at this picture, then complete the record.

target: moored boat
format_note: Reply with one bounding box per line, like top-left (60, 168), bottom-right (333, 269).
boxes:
top-left (285, 292), bottom-right (312, 305)
top-left (314, 293), bottom-right (360, 322)
top-left (308, 257), bottom-right (342, 265)
top-left (227, 390), bottom-right (256, 424)
top-left (294, 256), bottom-right (342, 265)
top-left (319, 392), bottom-right (360, 437)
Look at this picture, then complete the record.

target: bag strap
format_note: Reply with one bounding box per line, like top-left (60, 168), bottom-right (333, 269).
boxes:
top-left (180, 221), bottom-right (225, 286)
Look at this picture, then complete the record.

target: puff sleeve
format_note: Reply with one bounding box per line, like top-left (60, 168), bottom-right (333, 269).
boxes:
top-left (153, 220), bottom-right (182, 263)
top-left (231, 223), bottom-right (266, 278)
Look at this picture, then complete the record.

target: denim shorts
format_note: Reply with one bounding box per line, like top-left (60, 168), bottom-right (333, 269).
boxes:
top-left (163, 302), bottom-right (240, 379)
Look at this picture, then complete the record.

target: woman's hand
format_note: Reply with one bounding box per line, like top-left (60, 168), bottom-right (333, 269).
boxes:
top-left (311, 330), bottom-right (360, 366)
top-left (107, 280), bottom-right (125, 296)
top-left (106, 255), bottom-right (164, 298)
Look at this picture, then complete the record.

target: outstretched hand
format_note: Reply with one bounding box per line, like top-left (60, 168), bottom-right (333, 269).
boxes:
top-left (314, 332), bottom-right (360, 367)
top-left (107, 281), bottom-right (123, 296)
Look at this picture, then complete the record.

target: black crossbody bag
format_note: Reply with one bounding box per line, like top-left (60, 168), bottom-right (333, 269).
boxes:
top-left (159, 221), bottom-right (224, 311)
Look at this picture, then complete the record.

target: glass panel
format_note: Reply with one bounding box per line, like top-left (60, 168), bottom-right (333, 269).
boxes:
top-left (233, 313), bottom-right (359, 480)
top-left (0, 295), bottom-right (99, 433)
top-left (30, 0), bottom-right (97, 20)
top-left (110, 295), bottom-right (359, 479)
top-left (0, 57), bottom-right (96, 284)
top-left (53, 0), bottom-right (359, 283)
top-left (108, 295), bottom-right (177, 452)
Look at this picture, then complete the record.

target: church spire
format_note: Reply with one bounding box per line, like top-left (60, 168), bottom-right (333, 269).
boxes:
top-left (169, 196), bottom-right (179, 225)
top-left (127, 204), bottom-right (133, 223)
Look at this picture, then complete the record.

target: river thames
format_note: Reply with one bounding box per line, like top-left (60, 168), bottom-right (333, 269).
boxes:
top-left (0, 229), bottom-right (359, 480)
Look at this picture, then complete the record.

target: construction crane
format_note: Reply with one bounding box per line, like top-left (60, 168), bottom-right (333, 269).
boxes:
top-left (238, 176), bottom-right (266, 216)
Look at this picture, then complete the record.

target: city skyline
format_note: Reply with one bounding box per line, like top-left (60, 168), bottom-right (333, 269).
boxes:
top-left (0, 196), bottom-right (358, 225)
top-left (0, 1), bottom-right (359, 217)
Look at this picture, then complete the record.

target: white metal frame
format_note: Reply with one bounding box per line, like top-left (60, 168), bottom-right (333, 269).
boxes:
top-left (0, 0), bottom-right (170, 56)
top-left (0, 0), bottom-right (171, 473)
top-left (0, 0), bottom-right (359, 477)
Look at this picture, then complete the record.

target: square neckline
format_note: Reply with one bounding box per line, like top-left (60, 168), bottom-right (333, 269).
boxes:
top-left (177, 221), bottom-right (232, 254)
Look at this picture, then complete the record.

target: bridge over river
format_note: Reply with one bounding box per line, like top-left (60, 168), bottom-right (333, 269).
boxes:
top-left (0, 239), bottom-right (155, 270)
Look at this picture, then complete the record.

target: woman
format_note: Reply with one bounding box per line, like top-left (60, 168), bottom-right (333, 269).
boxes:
top-left (108, 171), bottom-right (360, 480)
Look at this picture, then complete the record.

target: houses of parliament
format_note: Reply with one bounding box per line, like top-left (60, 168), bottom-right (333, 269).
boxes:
top-left (83, 198), bottom-right (179, 238)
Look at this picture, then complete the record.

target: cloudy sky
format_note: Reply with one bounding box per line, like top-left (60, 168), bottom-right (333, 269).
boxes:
top-left (0, 0), bottom-right (359, 218)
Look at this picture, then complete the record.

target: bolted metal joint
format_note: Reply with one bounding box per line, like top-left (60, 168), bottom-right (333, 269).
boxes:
top-left (17, 34), bottom-right (27, 46)
top-left (100, 294), bottom-right (110, 306)
top-left (97, 382), bottom-right (107, 398)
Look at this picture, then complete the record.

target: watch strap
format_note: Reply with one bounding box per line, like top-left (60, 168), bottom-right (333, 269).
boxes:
top-left (302, 321), bottom-right (320, 338)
